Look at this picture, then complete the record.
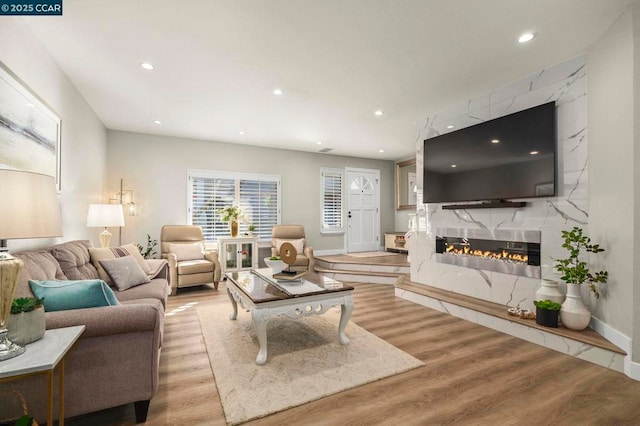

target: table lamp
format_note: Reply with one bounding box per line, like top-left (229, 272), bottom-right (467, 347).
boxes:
top-left (86, 204), bottom-right (124, 248)
top-left (0, 170), bottom-right (62, 361)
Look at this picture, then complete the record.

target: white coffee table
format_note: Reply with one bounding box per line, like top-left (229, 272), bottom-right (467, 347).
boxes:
top-left (225, 269), bottom-right (354, 365)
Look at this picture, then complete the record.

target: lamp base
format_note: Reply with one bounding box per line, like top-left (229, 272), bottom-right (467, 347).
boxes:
top-left (99, 228), bottom-right (112, 248)
top-left (0, 330), bottom-right (25, 361)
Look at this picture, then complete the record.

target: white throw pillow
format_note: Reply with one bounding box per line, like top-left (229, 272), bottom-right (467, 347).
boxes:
top-left (274, 238), bottom-right (305, 256)
top-left (168, 242), bottom-right (204, 261)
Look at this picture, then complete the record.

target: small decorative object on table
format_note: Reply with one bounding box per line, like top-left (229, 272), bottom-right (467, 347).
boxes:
top-left (264, 256), bottom-right (285, 274)
top-left (533, 299), bottom-right (561, 328)
top-left (8, 298), bottom-right (46, 346)
top-left (507, 305), bottom-right (536, 320)
top-left (247, 224), bottom-right (256, 237)
top-left (554, 227), bottom-right (608, 330)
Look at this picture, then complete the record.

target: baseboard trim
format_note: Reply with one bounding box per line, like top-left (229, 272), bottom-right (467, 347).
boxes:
top-left (590, 316), bottom-right (639, 380)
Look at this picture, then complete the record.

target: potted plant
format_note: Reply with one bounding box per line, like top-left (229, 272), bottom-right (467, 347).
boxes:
top-left (554, 227), bottom-right (608, 330)
top-left (8, 297), bottom-right (46, 346)
top-left (217, 205), bottom-right (245, 237)
top-left (264, 255), bottom-right (286, 273)
top-left (533, 299), bottom-right (561, 328)
top-left (247, 223), bottom-right (256, 237)
top-left (136, 234), bottom-right (158, 259)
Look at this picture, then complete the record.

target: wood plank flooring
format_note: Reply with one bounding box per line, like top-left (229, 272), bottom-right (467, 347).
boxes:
top-left (67, 281), bottom-right (640, 425)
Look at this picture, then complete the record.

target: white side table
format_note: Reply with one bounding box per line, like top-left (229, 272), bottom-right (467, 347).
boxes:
top-left (0, 325), bottom-right (85, 426)
top-left (218, 236), bottom-right (258, 273)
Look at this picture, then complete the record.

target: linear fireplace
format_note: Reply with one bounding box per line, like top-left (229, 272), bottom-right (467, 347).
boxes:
top-left (435, 228), bottom-right (541, 278)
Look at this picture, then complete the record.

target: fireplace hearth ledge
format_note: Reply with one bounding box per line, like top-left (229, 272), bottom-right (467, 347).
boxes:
top-left (395, 278), bottom-right (626, 375)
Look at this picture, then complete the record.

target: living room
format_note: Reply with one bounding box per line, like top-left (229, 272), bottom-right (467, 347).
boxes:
top-left (2, 0), bottom-right (640, 424)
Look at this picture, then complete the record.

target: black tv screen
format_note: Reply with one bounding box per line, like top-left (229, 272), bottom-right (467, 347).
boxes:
top-left (423, 102), bottom-right (557, 204)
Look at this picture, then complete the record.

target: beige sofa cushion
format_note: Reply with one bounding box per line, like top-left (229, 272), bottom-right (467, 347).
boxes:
top-left (273, 238), bottom-right (305, 256)
top-left (14, 250), bottom-right (69, 298)
top-left (167, 242), bottom-right (204, 261)
top-left (89, 243), bottom-right (151, 284)
top-left (52, 240), bottom-right (99, 280)
top-left (177, 259), bottom-right (214, 275)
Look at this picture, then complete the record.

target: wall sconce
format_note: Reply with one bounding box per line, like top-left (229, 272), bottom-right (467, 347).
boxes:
top-left (111, 179), bottom-right (137, 216)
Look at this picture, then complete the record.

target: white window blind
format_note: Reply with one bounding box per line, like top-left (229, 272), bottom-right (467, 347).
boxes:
top-left (188, 170), bottom-right (280, 241)
top-left (320, 168), bottom-right (344, 234)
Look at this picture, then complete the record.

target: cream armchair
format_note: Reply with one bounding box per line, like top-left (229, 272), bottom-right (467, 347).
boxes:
top-left (161, 225), bottom-right (221, 293)
top-left (271, 224), bottom-right (315, 272)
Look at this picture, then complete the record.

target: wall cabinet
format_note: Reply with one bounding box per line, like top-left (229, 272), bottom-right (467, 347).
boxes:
top-left (218, 237), bottom-right (258, 273)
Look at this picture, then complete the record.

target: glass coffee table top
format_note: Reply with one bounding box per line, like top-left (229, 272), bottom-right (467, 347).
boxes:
top-left (225, 269), bottom-right (353, 303)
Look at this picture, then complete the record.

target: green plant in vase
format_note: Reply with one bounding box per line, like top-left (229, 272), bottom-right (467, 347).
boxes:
top-left (533, 299), bottom-right (562, 328)
top-left (554, 227), bottom-right (608, 298)
top-left (11, 297), bottom-right (45, 314)
top-left (218, 205), bottom-right (246, 237)
top-left (554, 227), bottom-right (608, 330)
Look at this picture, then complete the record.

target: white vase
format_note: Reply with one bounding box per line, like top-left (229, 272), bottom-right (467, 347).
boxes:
top-left (7, 306), bottom-right (46, 346)
top-left (535, 279), bottom-right (565, 304)
top-left (560, 284), bottom-right (591, 330)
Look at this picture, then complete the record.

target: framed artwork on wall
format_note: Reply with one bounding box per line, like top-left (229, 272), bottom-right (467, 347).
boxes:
top-left (0, 62), bottom-right (61, 190)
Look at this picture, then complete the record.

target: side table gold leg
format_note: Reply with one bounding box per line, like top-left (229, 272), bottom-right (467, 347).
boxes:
top-left (59, 358), bottom-right (65, 426)
top-left (47, 371), bottom-right (53, 426)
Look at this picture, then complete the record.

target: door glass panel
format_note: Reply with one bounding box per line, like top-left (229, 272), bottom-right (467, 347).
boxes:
top-left (226, 243), bottom-right (238, 269)
top-left (241, 242), bottom-right (253, 268)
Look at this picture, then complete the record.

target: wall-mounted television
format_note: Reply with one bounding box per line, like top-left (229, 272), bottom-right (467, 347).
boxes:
top-left (423, 102), bottom-right (557, 205)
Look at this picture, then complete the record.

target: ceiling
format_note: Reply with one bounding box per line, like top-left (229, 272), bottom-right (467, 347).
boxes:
top-left (24, 0), bottom-right (637, 160)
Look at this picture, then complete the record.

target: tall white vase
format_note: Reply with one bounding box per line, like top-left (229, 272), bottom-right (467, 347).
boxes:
top-left (535, 279), bottom-right (565, 304)
top-left (560, 283), bottom-right (591, 330)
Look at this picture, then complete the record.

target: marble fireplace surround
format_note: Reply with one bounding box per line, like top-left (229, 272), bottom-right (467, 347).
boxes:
top-left (399, 55), bottom-right (632, 377)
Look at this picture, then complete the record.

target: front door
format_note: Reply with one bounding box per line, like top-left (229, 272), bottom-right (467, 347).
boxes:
top-left (346, 168), bottom-right (380, 252)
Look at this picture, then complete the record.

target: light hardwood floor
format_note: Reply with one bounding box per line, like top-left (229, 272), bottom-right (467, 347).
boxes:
top-left (68, 280), bottom-right (640, 425)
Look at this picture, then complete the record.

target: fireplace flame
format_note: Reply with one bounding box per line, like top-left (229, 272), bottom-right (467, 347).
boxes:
top-left (445, 245), bottom-right (528, 263)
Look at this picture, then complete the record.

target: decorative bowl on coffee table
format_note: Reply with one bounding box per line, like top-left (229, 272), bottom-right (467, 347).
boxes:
top-left (264, 258), bottom-right (286, 274)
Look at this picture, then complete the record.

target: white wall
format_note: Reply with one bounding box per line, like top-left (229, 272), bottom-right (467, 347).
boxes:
top-left (587, 5), bottom-right (639, 358)
top-left (106, 130), bottom-right (395, 252)
top-left (0, 18), bottom-right (107, 252)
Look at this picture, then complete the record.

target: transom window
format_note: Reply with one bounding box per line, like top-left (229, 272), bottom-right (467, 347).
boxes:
top-left (188, 169), bottom-right (281, 241)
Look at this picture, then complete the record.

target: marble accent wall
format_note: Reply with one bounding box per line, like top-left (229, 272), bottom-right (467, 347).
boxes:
top-left (412, 56), bottom-right (588, 311)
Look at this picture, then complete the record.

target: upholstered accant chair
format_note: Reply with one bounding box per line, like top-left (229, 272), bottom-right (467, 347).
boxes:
top-left (160, 225), bottom-right (221, 294)
top-left (271, 225), bottom-right (315, 272)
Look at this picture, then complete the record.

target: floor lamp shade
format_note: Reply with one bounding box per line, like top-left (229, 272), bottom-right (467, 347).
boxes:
top-left (0, 170), bottom-right (62, 361)
top-left (87, 204), bottom-right (124, 248)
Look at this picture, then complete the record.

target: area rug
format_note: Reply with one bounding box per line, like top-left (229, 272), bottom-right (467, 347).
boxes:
top-left (347, 251), bottom-right (400, 258)
top-left (197, 305), bottom-right (423, 425)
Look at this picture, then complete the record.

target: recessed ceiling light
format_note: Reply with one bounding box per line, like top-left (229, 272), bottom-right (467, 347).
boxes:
top-left (140, 62), bottom-right (155, 70)
top-left (530, 151), bottom-right (539, 155)
top-left (518, 33), bottom-right (535, 43)
top-left (316, 141), bottom-right (322, 145)
top-left (273, 88), bottom-right (284, 96)
top-left (239, 131), bottom-right (245, 135)
top-left (153, 120), bottom-right (162, 125)
top-left (446, 125), bottom-right (454, 129)
top-left (491, 139), bottom-right (500, 144)
top-left (451, 164), bottom-right (457, 168)
top-left (26, 103), bottom-right (35, 108)
top-left (379, 149), bottom-right (384, 153)
top-left (374, 110), bottom-right (384, 116)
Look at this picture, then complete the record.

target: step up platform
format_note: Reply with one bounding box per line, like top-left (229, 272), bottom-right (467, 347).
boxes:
top-left (315, 254), bottom-right (409, 284)
top-left (395, 278), bottom-right (626, 375)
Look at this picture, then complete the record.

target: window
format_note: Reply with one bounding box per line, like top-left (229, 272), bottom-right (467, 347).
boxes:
top-left (188, 169), bottom-right (280, 241)
top-left (320, 168), bottom-right (344, 234)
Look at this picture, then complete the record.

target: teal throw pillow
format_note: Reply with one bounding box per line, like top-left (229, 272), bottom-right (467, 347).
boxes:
top-left (29, 279), bottom-right (120, 312)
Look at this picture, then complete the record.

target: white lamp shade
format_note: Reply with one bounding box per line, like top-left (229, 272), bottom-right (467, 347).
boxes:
top-left (86, 204), bottom-right (125, 228)
top-left (0, 170), bottom-right (62, 240)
